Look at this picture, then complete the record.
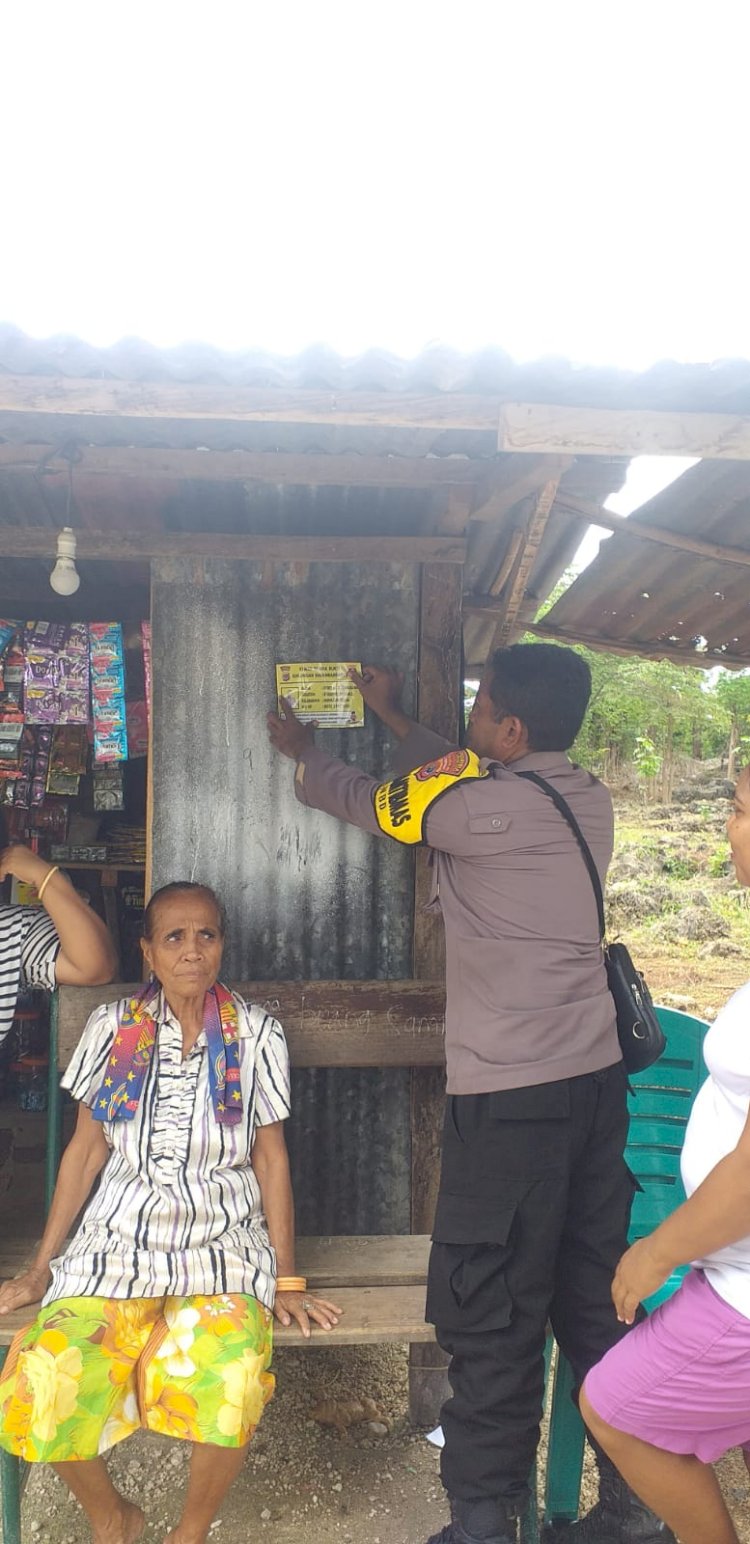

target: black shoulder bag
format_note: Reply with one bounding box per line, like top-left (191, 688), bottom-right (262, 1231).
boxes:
top-left (516, 770), bottom-right (666, 1074)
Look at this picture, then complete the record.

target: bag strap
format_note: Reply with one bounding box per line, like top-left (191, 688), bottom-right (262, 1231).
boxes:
top-left (515, 769), bottom-right (606, 942)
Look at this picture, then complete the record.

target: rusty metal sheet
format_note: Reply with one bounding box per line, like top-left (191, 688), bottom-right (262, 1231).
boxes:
top-left (151, 556), bottom-right (422, 1233)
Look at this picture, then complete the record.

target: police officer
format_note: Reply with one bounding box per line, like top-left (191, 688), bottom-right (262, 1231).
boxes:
top-left (268, 643), bottom-right (673, 1544)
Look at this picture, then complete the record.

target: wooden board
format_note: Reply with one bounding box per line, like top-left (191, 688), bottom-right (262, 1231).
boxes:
top-left (487, 475), bottom-right (562, 650)
top-left (0, 443), bottom-right (488, 490)
top-left (55, 980), bottom-right (447, 1068)
top-left (0, 529), bottom-right (466, 565)
top-left (0, 1253), bottom-right (432, 1347)
top-left (498, 400), bottom-right (750, 459)
top-left (0, 376), bottom-right (500, 432)
top-left (297, 1235), bottom-right (430, 1287)
top-left (274, 1285), bottom-right (433, 1345)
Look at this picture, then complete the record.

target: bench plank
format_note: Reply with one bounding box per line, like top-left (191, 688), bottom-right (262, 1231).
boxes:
top-left (56, 981), bottom-right (446, 1069)
top-left (298, 1234), bottom-right (430, 1287)
top-left (1, 1237), bottom-right (432, 1345)
top-left (274, 1286), bottom-right (432, 1345)
top-left (0, 1282), bottom-right (432, 1348)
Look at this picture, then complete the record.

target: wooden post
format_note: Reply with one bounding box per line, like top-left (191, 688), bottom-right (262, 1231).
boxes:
top-left (409, 564), bottom-right (463, 1426)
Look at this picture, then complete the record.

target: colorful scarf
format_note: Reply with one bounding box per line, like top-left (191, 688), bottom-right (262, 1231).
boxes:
top-left (92, 979), bottom-right (243, 1125)
top-left (372, 748), bottom-right (489, 845)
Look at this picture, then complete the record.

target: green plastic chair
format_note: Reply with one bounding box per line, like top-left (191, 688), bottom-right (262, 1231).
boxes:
top-left (542, 1006), bottom-right (709, 1530)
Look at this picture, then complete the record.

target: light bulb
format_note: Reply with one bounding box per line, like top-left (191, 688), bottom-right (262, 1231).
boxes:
top-left (49, 527), bottom-right (80, 595)
top-left (50, 558), bottom-right (81, 596)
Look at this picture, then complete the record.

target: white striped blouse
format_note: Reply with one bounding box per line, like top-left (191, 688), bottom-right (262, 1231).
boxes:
top-left (0, 905), bottom-right (60, 1046)
top-left (45, 989), bottom-right (291, 1309)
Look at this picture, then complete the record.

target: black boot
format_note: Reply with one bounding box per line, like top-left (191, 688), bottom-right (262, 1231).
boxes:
top-left (426, 1495), bottom-right (518, 1543)
top-left (542, 1451), bottom-right (676, 1542)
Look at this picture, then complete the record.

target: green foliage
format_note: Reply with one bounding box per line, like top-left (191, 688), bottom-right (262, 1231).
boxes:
top-left (566, 652), bottom-right (734, 781)
top-left (708, 845), bottom-right (731, 878)
top-left (633, 734), bottom-right (661, 780)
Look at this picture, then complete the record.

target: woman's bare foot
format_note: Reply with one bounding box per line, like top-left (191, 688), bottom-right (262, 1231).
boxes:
top-left (163, 1528), bottom-right (207, 1544)
top-left (93, 1499), bottom-right (146, 1544)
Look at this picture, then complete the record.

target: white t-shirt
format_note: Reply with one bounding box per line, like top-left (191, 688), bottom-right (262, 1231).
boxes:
top-left (681, 979), bottom-right (750, 1316)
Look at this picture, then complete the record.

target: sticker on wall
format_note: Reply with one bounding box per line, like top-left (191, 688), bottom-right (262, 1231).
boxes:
top-left (275, 662), bottom-right (364, 728)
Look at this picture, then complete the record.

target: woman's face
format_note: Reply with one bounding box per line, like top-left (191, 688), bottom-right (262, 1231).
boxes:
top-left (727, 768), bottom-right (750, 887)
top-left (141, 891), bottom-right (224, 998)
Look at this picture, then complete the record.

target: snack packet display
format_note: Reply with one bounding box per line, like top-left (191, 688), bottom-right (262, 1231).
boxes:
top-left (24, 622), bottom-right (89, 725)
top-left (141, 622), bottom-right (152, 729)
top-left (93, 765), bottom-right (125, 811)
top-left (89, 623), bottom-right (128, 762)
top-left (46, 725), bottom-right (88, 793)
top-left (126, 699), bottom-right (149, 759)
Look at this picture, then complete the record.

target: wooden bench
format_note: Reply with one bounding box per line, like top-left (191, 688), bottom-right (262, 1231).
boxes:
top-left (0, 979), bottom-right (448, 1544)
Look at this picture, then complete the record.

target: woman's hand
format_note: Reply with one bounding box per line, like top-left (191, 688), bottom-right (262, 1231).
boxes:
top-left (273, 1289), bottom-right (343, 1339)
top-left (0, 844), bottom-right (50, 888)
top-left (0, 1264), bottom-right (51, 1316)
top-left (267, 698), bottom-right (317, 761)
top-left (612, 1237), bottom-right (670, 1324)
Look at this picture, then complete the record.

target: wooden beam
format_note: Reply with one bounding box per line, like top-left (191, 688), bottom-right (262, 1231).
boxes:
top-left (487, 477), bottom-right (563, 650)
top-left (498, 401), bottom-right (750, 459)
top-left (0, 529), bottom-right (466, 564)
top-left (0, 442), bottom-right (489, 491)
top-left (410, 562), bottom-right (462, 1423)
top-left (0, 376), bottom-right (500, 431)
top-left (552, 496), bottom-right (750, 569)
top-left (488, 528), bottom-right (526, 597)
top-left (57, 979), bottom-right (446, 1068)
top-left (469, 453), bottom-right (571, 522)
top-left (525, 618), bottom-right (750, 670)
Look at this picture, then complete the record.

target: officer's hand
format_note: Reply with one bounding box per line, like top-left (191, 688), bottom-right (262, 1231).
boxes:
top-left (267, 698), bottom-right (316, 761)
top-left (348, 666), bottom-right (413, 741)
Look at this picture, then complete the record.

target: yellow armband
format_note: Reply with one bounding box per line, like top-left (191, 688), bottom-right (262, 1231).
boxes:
top-left (372, 748), bottom-right (488, 844)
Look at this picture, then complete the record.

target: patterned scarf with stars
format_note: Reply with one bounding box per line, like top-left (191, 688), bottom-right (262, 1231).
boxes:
top-left (91, 979), bottom-right (243, 1126)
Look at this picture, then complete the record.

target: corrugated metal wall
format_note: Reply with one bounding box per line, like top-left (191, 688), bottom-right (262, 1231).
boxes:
top-left (151, 557), bottom-right (420, 1232)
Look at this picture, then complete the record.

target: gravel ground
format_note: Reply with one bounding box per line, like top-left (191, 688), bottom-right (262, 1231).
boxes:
top-left (11, 1343), bottom-right (750, 1543)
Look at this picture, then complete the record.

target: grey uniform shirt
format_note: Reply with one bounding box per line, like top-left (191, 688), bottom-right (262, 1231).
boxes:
top-left (295, 723), bottom-right (619, 1095)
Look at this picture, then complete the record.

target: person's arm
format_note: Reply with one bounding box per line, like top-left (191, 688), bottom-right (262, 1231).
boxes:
top-left (0, 1103), bottom-right (109, 1313)
top-left (0, 844), bottom-right (117, 985)
top-left (350, 665), bottom-right (456, 773)
top-left (612, 1104), bottom-right (750, 1324)
top-left (252, 1121), bottom-right (341, 1337)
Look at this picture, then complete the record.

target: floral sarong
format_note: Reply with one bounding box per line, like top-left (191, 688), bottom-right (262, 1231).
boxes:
top-left (0, 1292), bottom-right (274, 1462)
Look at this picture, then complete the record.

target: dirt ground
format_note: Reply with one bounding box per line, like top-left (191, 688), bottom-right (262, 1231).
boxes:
top-left (12, 1344), bottom-right (750, 1543)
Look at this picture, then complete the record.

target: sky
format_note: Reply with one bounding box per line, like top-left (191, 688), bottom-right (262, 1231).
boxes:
top-left (2, 1), bottom-right (749, 367)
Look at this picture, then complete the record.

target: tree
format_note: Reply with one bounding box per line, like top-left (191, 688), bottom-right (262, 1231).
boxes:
top-left (715, 672), bottom-right (750, 779)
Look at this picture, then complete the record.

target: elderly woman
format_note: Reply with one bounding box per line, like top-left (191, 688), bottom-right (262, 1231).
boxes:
top-left (0, 880), bottom-right (340, 1544)
top-left (1, 813), bottom-right (117, 1040)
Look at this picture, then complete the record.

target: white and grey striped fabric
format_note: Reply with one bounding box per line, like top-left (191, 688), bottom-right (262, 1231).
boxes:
top-left (45, 989), bottom-right (291, 1309)
top-left (0, 904), bottom-right (60, 1046)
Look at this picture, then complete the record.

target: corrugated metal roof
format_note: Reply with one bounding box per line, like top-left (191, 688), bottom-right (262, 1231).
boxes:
top-left (3, 325), bottom-right (750, 661)
top-left (3, 324), bottom-right (750, 412)
top-left (541, 459), bottom-right (750, 667)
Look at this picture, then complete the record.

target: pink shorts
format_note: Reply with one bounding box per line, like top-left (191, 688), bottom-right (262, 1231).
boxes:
top-left (585, 1269), bottom-right (750, 1464)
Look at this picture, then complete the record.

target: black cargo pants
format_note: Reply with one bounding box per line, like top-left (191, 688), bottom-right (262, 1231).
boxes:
top-left (426, 1062), bottom-right (636, 1513)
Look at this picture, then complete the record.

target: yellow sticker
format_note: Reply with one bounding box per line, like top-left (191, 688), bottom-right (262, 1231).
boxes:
top-left (276, 662), bottom-right (364, 729)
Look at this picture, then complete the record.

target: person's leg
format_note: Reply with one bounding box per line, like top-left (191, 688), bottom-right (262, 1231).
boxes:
top-left (547, 1062), bottom-right (675, 1542)
top-left (549, 1062), bottom-right (636, 1382)
top-left (426, 1086), bottom-right (573, 1542)
top-left (164, 1443), bottom-right (248, 1544)
top-left (52, 1459), bottom-right (145, 1544)
top-left (579, 1388), bottom-right (738, 1544)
